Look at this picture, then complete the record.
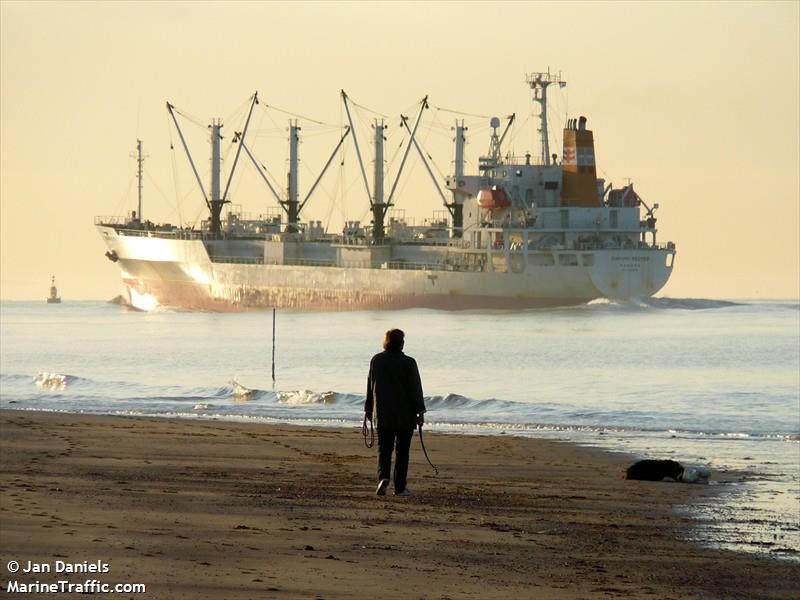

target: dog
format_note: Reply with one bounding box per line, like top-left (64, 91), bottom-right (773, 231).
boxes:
top-left (625, 459), bottom-right (685, 481)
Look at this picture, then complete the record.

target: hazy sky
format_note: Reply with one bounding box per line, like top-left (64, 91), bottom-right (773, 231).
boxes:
top-left (1, 1), bottom-right (798, 300)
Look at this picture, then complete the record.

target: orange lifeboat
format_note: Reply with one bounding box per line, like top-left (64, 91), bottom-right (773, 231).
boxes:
top-left (477, 186), bottom-right (511, 209)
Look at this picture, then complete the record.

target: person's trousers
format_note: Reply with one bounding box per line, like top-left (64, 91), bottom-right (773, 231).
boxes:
top-left (377, 427), bottom-right (414, 493)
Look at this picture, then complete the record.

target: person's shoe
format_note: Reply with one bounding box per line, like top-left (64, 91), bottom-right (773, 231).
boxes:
top-left (375, 479), bottom-right (389, 496)
top-left (394, 488), bottom-right (413, 497)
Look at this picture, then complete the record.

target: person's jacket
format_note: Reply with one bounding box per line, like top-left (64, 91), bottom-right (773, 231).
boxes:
top-left (365, 349), bottom-right (425, 430)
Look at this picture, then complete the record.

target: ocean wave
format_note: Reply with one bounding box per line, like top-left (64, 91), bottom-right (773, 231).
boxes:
top-left (229, 379), bottom-right (255, 399)
top-left (7, 372), bottom-right (797, 440)
top-left (1, 373), bottom-right (38, 384)
top-left (580, 297), bottom-right (744, 311)
top-left (277, 390), bottom-right (338, 405)
top-left (34, 372), bottom-right (81, 390)
top-left (425, 393), bottom-right (475, 408)
top-left (641, 297), bottom-right (743, 310)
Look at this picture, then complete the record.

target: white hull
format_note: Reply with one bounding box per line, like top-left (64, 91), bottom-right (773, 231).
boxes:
top-left (98, 226), bottom-right (674, 311)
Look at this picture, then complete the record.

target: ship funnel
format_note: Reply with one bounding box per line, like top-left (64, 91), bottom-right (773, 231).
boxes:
top-left (561, 116), bottom-right (599, 207)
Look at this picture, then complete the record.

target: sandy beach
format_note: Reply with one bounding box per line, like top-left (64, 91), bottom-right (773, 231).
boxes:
top-left (0, 410), bottom-right (795, 599)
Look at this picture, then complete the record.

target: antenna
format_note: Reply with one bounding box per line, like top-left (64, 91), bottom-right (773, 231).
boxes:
top-left (488, 117), bottom-right (501, 161)
top-left (525, 69), bottom-right (566, 166)
top-left (131, 140), bottom-right (148, 222)
top-left (486, 115), bottom-right (514, 165)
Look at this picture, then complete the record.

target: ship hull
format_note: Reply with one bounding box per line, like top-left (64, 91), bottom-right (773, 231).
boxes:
top-left (98, 226), bottom-right (674, 311)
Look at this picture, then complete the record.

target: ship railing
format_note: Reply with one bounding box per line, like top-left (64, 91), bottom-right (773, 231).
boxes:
top-left (209, 256), bottom-right (265, 265)
top-left (283, 258), bottom-right (337, 267)
top-left (207, 246), bottom-right (676, 269)
top-left (116, 228), bottom-right (207, 240)
top-left (95, 217), bottom-right (208, 240)
top-left (95, 216), bottom-right (129, 226)
top-left (565, 241), bottom-right (676, 252)
top-left (209, 256), bottom-right (338, 267)
top-left (383, 261), bottom-right (459, 271)
top-left (332, 235), bottom-right (457, 247)
top-left (398, 237), bottom-right (451, 246)
top-left (208, 255), bottom-right (474, 272)
top-left (332, 236), bottom-right (371, 246)
top-left (652, 242), bottom-right (676, 251)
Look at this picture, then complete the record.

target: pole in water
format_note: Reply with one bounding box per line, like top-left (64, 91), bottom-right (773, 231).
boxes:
top-left (271, 308), bottom-right (276, 384)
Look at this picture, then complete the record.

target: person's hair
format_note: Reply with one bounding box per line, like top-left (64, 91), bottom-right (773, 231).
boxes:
top-left (383, 328), bottom-right (405, 351)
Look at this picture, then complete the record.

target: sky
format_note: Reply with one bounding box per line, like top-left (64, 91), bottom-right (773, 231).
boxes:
top-left (1, 0), bottom-right (798, 300)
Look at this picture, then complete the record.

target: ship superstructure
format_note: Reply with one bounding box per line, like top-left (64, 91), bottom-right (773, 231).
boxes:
top-left (96, 73), bottom-right (675, 311)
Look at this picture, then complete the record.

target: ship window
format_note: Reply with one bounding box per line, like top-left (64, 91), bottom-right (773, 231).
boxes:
top-left (515, 169), bottom-right (522, 177)
top-left (544, 181), bottom-right (558, 190)
top-left (525, 188), bottom-right (534, 204)
top-left (610, 210), bottom-right (618, 228)
top-left (582, 254), bottom-right (595, 266)
top-left (666, 253), bottom-right (674, 268)
top-left (559, 254), bottom-right (579, 266)
top-left (560, 210), bottom-right (569, 228)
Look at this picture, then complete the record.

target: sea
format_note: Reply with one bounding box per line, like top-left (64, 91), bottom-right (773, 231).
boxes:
top-left (1, 298), bottom-right (798, 561)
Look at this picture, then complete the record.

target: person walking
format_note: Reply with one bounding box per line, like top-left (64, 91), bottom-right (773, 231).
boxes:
top-left (365, 329), bottom-right (426, 496)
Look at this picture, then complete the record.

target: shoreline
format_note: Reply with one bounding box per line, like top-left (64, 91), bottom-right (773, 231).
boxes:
top-left (1, 410), bottom-right (797, 598)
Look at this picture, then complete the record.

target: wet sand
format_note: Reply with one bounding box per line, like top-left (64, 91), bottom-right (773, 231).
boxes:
top-left (0, 410), bottom-right (796, 599)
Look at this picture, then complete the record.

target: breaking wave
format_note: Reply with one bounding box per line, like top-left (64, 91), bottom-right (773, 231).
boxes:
top-left (229, 379), bottom-right (255, 399)
top-left (277, 390), bottom-right (337, 405)
top-left (34, 372), bottom-right (83, 390)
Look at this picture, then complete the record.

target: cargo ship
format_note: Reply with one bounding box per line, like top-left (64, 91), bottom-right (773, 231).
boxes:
top-left (96, 72), bottom-right (675, 311)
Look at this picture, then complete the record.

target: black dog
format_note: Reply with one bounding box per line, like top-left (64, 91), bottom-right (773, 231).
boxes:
top-left (625, 459), bottom-right (684, 481)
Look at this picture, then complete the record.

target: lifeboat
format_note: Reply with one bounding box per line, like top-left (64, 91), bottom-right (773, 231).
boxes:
top-left (477, 186), bottom-right (511, 209)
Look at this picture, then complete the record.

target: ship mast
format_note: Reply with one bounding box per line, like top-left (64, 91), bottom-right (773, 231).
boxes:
top-left (234, 114), bottom-right (349, 232)
top-left (341, 92), bottom-right (430, 243)
top-left (166, 93), bottom-right (258, 238)
top-left (372, 119), bottom-right (386, 240)
top-left (209, 119), bottom-right (224, 235)
top-left (132, 139), bottom-right (147, 222)
top-left (284, 121), bottom-right (301, 233)
top-left (526, 70), bottom-right (566, 165)
top-left (451, 120), bottom-right (466, 237)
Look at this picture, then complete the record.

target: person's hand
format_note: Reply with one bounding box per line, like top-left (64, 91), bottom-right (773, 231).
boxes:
top-left (416, 413), bottom-right (424, 426)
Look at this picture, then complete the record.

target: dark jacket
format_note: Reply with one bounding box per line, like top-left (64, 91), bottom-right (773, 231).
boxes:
top-left (365, 350), bottom-right (425, 431)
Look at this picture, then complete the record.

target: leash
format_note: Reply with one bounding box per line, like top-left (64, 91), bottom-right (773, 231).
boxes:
top-left (418, 423), bottom-right (439, 475)
top-left (363, 415), bottom-right (437, 475)
top-left (362, 414), bottom-right (374, 448)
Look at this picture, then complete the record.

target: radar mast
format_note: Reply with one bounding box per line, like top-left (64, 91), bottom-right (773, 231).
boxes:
top-left (526, 70), bottom-right (566, 165)
top-left (131, 140), bottom-right (147, 222)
